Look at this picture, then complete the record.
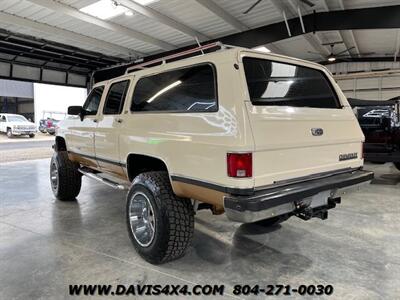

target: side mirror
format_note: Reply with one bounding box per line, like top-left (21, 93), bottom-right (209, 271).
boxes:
top-left (68, 106), bottom-right (85, 121)
top-left (68, 106), bottom-right (83, 115)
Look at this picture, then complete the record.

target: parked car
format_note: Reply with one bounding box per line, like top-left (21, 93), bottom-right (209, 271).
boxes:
top-left (39, 118), bottom-right (60, 135)
top-left (39, 111), bottom-right (66, 135)
top-left (348, 98), bottom-right (400, 170)
top-left (0, 113), bottom-right (37, 138)
top-left (51, 43), bottom-right (373, 264)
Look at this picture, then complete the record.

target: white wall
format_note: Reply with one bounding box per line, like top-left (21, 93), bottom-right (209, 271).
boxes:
top-left (336, 75), bottom-right (400, 100)
top-left (33, 83), bottom-right (87, 125)
top-left (328, 61), bottom-right (400, 101)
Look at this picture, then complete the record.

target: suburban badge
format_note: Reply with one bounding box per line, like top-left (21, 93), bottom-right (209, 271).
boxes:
top-left (339, 152), bottom-right (358, 161)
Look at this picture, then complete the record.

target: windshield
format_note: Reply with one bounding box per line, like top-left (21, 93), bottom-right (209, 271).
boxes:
top-left (7, 115), bottom-right (28, 122)
top-left (243, 57), bottom-right (340, 109)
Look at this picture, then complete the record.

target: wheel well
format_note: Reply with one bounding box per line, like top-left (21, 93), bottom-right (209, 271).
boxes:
top-left (55, 136), bottom-right (67, 151)
top-left (127, 154), bottom-right (168, 181)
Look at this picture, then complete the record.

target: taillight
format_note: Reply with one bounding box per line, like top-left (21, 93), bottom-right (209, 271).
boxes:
top-left (227, 153), bottom-right (252, 178)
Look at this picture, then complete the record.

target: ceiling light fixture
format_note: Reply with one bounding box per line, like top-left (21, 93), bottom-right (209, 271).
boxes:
top-left (80, 0), bottom-right (129, 20)
top-left (134, 0), bottom-right (158, 5)
top-left (328, 55), bottom-right (336, 62)
top-left (253, 46), bottom-right (271, 53)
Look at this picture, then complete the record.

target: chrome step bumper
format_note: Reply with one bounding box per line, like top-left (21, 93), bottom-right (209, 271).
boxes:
top-left (224, 169), bottom-right (374, 223)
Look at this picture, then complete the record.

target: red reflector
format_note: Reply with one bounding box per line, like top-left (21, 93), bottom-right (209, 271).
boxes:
top-left (227, 153), bottom-right (252, 178)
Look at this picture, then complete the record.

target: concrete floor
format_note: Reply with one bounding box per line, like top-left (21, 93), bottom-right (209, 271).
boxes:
top-left (1, 159), bottom-right (399, 300)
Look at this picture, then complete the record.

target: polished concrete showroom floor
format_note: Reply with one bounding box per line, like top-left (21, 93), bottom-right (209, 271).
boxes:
top-left (1, 159), bottom-right (399, 299)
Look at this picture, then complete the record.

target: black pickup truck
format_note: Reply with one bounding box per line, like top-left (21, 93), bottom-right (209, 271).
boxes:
top-left (348, 97), bottom-right (400, 170)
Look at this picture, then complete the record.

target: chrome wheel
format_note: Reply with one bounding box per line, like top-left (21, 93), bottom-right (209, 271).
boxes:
top-left (129, 192), bottom-right (156, 247)
top-left (50, 161), bottom-right (59, 191)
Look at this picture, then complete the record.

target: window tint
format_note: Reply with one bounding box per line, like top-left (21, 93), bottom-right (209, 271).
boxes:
top-left (83, 86), bottom-right (104, 115)
top-left (243, 57), bottom-right (340, 109)
top-left (131, 64), bottom-right (217, 112)
top-left (104, 80), bottom-right (129, 115)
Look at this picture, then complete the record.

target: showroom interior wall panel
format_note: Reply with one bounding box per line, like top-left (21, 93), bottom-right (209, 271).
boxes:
top-left (0, 62), bottom-right (11, 77)
top-left (336, 75), bottom-right (400, 101)
top-left (12, 65), bottom-right (41, 81)
top-left (41, 69), bottom-right (67, 85)
top-left (68, 73), bottom-right (88, 87)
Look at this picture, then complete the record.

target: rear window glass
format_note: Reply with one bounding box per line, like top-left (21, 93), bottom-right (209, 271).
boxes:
top-left (131, 64), bottom-right (217, 113)
top-left (243, 57), bottom-right (340, 109)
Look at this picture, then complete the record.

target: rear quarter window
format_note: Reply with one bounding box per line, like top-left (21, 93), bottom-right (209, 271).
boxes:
top-left (131, 64), bottom-right (217, 113)
top-left (243, 57), bottom-right (340, 109)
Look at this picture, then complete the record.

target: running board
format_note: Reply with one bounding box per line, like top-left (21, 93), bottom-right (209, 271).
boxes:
top-left (78, 168), bottom-right (128, 190)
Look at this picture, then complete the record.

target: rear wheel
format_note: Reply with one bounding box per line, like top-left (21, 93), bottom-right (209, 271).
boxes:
top-left (50, 151), bottom-right (81, 201)
top-left (126, 171), bottom-right (194, 264)
top-left (29, 134), bottom-right (35, 138)
top-left (394, 162), bottom-right (400, 171)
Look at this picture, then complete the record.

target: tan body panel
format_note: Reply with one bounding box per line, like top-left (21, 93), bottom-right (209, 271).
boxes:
top-left (57, 48), bottom-right (364, 206)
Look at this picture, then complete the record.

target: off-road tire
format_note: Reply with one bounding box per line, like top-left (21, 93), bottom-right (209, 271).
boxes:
top-left (6, 128), bottom-right (12, 138)
top-left (394, 162), bottom-right (400, 171)
top-left (126, 171), bottom-right (194, 264)
top-left (50, 151), bottom-right (81, 201)
top-left (29, 134), bottom-right (35, 138)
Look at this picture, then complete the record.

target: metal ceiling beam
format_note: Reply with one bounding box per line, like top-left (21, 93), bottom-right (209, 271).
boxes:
top-left (117, 0), bottom-right (209, 41)
top-left (93, 4), bottom-right (400, 82)
top-left (320, 56), bottom-right (400, 65)
top-left (0, 11), bottom-right (137, 58)
top-left (194, 0), bottom-right (249, 32)
top-left (26, 0), bottom-right (175, 51)
top-left (0, 36), bottom-right (108, 68)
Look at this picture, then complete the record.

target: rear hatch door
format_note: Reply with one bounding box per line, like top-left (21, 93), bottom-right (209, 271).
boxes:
top-left (241, 54), bottom-right (364, 187)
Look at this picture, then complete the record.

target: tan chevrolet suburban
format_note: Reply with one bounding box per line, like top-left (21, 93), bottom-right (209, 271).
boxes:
top-left (51, 43), bottom-right (373, 264)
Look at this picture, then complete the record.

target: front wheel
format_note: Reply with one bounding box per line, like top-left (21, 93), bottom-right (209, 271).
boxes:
top-left (50, 151), bottom-right (82, 201)
top-left (29, 134), bottom-right (35, 138)
top-left (126, 171), bottom-right (194, 264)
top-left (394, 162), bottom-right (400, 171)
top-left (6, 128), bottom-right (13, 138)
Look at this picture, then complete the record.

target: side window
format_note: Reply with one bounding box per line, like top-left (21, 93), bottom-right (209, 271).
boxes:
top-left (131, 64), bottom-right (217, 112)
top-left (0, 116), bottom-right (5, 122)
top-left (103, 80), bottom-right (129, 115)
top-left (83, 86), bottom-right (104, 115)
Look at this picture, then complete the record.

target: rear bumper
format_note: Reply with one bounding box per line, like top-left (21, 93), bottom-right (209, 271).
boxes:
top-left (224, 169), bottom-right (374, 223)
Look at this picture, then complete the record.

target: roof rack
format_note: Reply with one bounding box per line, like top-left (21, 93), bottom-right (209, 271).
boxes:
top-left (125, 42), bottom-right (233, 74)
